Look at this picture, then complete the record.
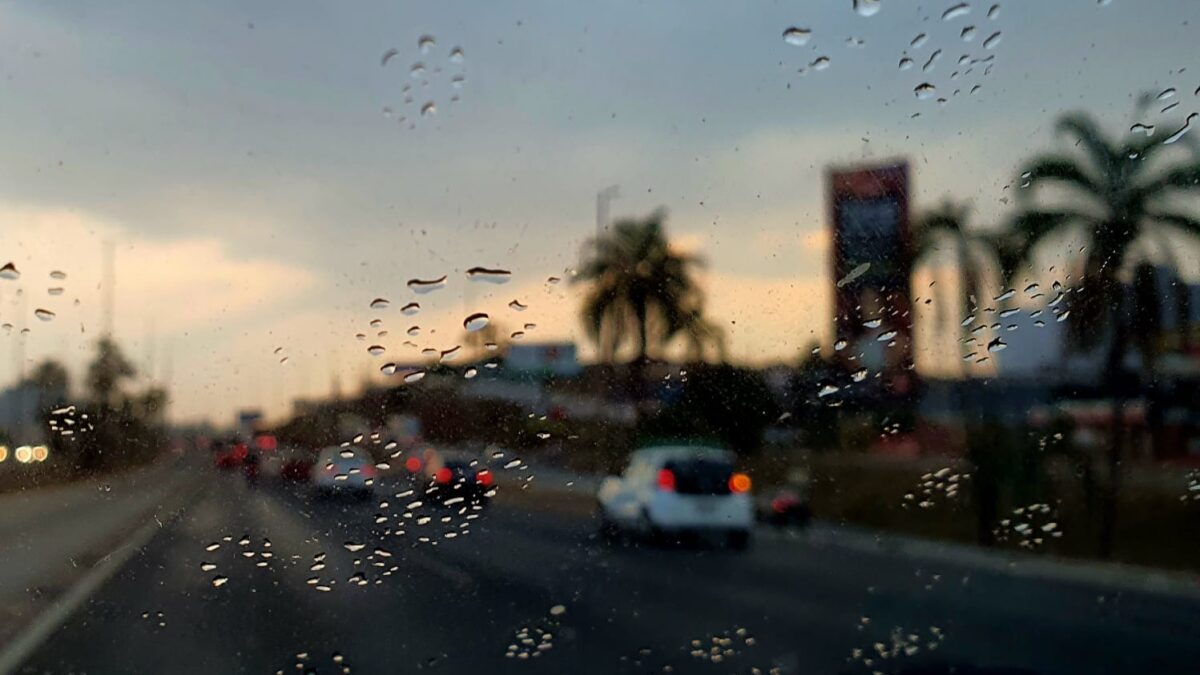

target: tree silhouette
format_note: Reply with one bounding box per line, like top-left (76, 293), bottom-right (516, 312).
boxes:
top-left (1006, 111), bottom-right (1200, 557)
top-left (913, 200), bottom-right (1001, 375)
top-left (574, 209), bottom-right (721, 365)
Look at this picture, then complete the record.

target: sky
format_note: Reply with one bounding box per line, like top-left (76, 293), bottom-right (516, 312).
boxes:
top-left (0, 0), bottom-right (1196, 423)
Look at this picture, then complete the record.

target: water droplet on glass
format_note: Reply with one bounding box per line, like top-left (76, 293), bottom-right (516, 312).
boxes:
top-left (211, 576), bottom-right (229, 588)
top-left (911, 32), bottom-right (928, 48)
top-left (877, 330), bottom-right (898, 342)
top-left (915, 83), bottom-right (937, 100)
top-left (922, 49), bottom-right (942, 72)
top-left (344, 541), bottom-right (366, 552)
top-left (942, 3), bottom-right (971, 21)
top-left (853, 0), bottom-right (882, 18)
top-left (410, 62), bottom-right (426, 78)
top-left (1163, 112), bottom-right (1198, 144)
top-left (464, 366), bottom-right (478, 379)
top-left (899, 56), bottom-right (914, 70)
top-left (367, 345), bottom-right (386, 356)
top-left (449, 46), bottom-right (465, 63)
top-left (546, 276), bottom-right (562, 285)
top-left (370, 297), bottom-right (390, 309)
top-left (200, 562), bottom-right (218, 572)
top-left (810, 56), bottom-right (831, 70)
top-left (987, 3), bottom-right (1000, 18)
top-left (464, 312), bottom-right (490, 331)
top-left (834, 338), bottom-right (848, 351)
top-left (837, 262), bottom-right (871, 287)
top-left (1157, 87), bottom-right (1177, 101)
top-left (982, 31), bottom-right (1002, 49)
top-left (48, 287), bottom-right (64, 296)
top-left (863, 317), bottom-right (883, 329)
top-left (407, 276), bottom-right (447, 293)
top-left (818, 384), bottom-right (840, 397)
top-left (381, 48), bottom-right (399, 66)
top-left (987, 337), bottom-right (1008, 352)
top-left (400, 302), bottom-right (421, 315)
top-left (549, 604), bottom-right (567, 616)
top-left (852, 368), bottom-right (869, 382)
top-left (418, 34), bottom-right (436, 53)
top-left (49, 270), bottom-right (67, 280)
top-left (421, 101), bottom-right (437, 117)
top-left (0, 263), bottom-right (19, 280)
top-left (782, 27), bottom-right (812, 46)
top-left (439, 346), bottom-right (461, 362)
top-left (381, 363), bottom-right (397, 376)
top-left (1130, 123), bottom-right (1154, 136)
top-left (466, 267), bottom-right (512, 283)
top-left (404, 369), bottom-right (427, 383)
top-left (960, 25), bottom-right (976, 41)
top-left (34, 308), bottom-right (55, 321)
top-left (508, 299), bottom-right (528, 311)
top-left (510, 331), bottom-right (525, 340)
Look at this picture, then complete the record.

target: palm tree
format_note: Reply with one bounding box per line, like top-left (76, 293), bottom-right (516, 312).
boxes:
top-left (1006, 111), bottom-right (1200, 557)
top-left (574, 209), bottom-right (721, 366)
top-left (912, 200), bottom-right (1002, 374)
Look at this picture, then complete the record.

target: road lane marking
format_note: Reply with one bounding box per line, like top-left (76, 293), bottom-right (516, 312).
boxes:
top-left (0, 476), bottom-right (206, 675)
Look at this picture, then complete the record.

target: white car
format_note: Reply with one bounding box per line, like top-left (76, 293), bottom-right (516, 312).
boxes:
top-left (596, 446), bottom-right (754, 549)
top-left (311, 446), bottom-right (376, 499)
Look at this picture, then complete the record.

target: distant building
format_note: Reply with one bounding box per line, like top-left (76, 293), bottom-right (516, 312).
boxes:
top-left (503, 343), bottom-right (582, 378)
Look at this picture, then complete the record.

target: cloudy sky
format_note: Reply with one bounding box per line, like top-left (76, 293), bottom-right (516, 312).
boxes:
top-left (0, 0), bottom-right (1195, 423)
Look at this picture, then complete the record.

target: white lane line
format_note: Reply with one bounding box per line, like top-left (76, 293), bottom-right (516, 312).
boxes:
top-left (0, 478), bottom-right (206, 675)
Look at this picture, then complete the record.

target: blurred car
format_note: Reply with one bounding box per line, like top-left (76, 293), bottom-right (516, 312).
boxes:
top-left (596, 445), bottom-right (754, 549)
top-left (756, 467), bottom-right (812, 528)
top-left (213, 440), bottom-right (248, 470)
top-left (310, 446), bottom-right (376, 499)
top-left (419, 454), bottom-right (494, 507)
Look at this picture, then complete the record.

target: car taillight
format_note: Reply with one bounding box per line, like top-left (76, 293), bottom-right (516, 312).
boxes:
top-left (656, 468), bottom-right (676, 492)
top-left (405, 457), bottom-right (422, 473)
top-left (729, 472), bottom-right (752, 493)
top-left (361, 465), bottom-right (377, 478)
top-left (476, 470), bottom-right (493, 486)
top-left (435, 467), bottom-right (452, 484)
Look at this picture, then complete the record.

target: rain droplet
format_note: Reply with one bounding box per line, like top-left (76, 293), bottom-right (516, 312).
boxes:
top-left (381, 362), bottom-right (397, 376)
top-left (410, 62), bottom-right (426, 78)
top-left (982, 31), bottom-right (1002, 49)
top-left (503, 458), bottom-right (523, 469)
top-left (449, 46), bottom-right (465, 63)
top-left (464, 367), bottom-right (478, 379)
top-left (1157, 87), bottom-right (1177, 101)
top-left (810, 56), bottom-right (831, 70)
top-left (421, 101), bottom-right (437, 117)
top-left (49, 270), bottom-right (67, 280)
top-left (834, 338), bottom-right (848, 351)
top-left (381, 48), bottom-right (399, 66)
top-left (200, 562), bottom-right (218, 572)
top-left (899, 57), bottom-right (914, 70)
top-left (34, 308), bottom-right (55, 321)
top-left (782, 27), bottom-right (812, 46)
top-left (1131, 123), bottom-right (1155, 136)
top-left (923, 49), bottom-right (942, 72)
top-left (464, 312), bottom-right (490, 331)
top-left (877, 330), bottom-right (898, 342)
top-left (344, 541), bottom-right (366, 552)
top-left (987, 3), bottom-right (1000, 18)
top-left (439, 346), bottom-right (461, 362)
top-left (510, 331), bottom-right (525, 340)
top-left (368, 345), bottom-right (386, 356)
top-left (818, 384), bottom-right (840, 397)
top-left (549, 605), bottom-right (567, 616)
top-left (508, 299), bottom-right (528, 311)
top-left (404, 369), bottom-right (427, 383)
top-left (853, 0), bottom-right (882, 18)
top-left (863, 317), bottom-right (883, 329)
top-left (1163, 113), bottom-right (1198, 145)
top-left (911, 33), bottom-right (928, 48)
top-left (0, 263), bottom-right (19, 280)
top-left (401, 302), bottom-right (421, 315)
top-left (466, 267), bottom-right (512, 283)
top-left (915, 83), bottom-right (937, 100)
top-left (407, 325), bottom-right (421, 336)
top-left (370, 297), bottom-right (390, 309)
top-left (418, 34), bottom-right (436, 53)
top-left (987, 337), bottom-right (1007, 352)
top-left (837, 262), bottom-right (871, 287)
top-left (942, 3), bottom-right (971, 21)
top-left (407, 276), bottom-right (447, 293)
top-left (211, 576), bottom-right (229, 588)
top-left (47, 287), bottom-right (64, 296)
top-left (960, 25), bottom-right (976, 41)
top-left (546, 276), bottom-right (562, 284)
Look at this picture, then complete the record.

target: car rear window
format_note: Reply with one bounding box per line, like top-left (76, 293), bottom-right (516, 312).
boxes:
top-left (664, 458), bottom-right (734, 496)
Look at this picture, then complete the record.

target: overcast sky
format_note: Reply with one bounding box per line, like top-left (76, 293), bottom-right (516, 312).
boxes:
top-left (0, 0), bottom-right (1196, 423)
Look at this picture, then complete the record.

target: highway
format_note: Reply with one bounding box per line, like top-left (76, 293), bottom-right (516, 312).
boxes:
top-left (9, 467), bottom-right (1200, 674)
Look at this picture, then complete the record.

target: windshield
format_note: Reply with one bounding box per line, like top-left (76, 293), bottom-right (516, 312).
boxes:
top-left (2, 2), bottom-right (1200, 674)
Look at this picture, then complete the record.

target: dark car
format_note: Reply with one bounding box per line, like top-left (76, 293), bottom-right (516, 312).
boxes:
top-left (422, 457), bottom-right (494, 508)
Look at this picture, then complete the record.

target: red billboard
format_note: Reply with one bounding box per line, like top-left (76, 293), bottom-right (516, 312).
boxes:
top-left (827, 161), bottom-right (914, 394)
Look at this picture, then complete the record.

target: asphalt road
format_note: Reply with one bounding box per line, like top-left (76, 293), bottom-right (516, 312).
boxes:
top-left (14, 469), bottom-right (1200, 675)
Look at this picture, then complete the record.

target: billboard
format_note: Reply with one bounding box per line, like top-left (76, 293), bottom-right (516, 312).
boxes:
top-left (828, 161), bottom-right (914, 394)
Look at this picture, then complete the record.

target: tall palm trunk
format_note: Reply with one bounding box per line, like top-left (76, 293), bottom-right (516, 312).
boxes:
top-left (1098, 294), bottom-right (1129, 559)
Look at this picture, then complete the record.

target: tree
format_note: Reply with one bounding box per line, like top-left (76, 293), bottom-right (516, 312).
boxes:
top-left (1006, 111), bottom-right (1200, 557)
top-left (25, 359), bottom-right (70, 411)
top-left (574, 209), bottom-right (721, 365)
top-left (87, 337), bottom-right (135, 410)
top-left (912, 200), bottom-right (1002, 375)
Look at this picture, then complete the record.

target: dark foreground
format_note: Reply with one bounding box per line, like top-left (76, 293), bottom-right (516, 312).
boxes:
top-left (16, 472), bottom-right (1200, 675)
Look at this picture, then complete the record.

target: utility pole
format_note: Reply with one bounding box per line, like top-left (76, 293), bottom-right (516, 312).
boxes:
top-left (101, 239), bottom-right (116, 338)
top-left (596, 185), bottom-right (620, 240)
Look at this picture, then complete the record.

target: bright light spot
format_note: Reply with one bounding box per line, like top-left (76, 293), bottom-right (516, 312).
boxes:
top-left (14, 446), bottom-right (33, 463)
top-left (32, 445), bottom-right (48, 462)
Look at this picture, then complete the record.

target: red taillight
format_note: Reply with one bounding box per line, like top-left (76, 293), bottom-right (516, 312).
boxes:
top-left (476, 470), bottom-right (493, 486)
top-left (361, 465), bottom-right (377, 479)
top-left (729, 472), bottom-right (752, 493)
top-left (405, 457), bottom-right (422, 473)
top-left (435, 467), bottom-right (452, 484)
top-left (657, 468), bottom-right (676, 491)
